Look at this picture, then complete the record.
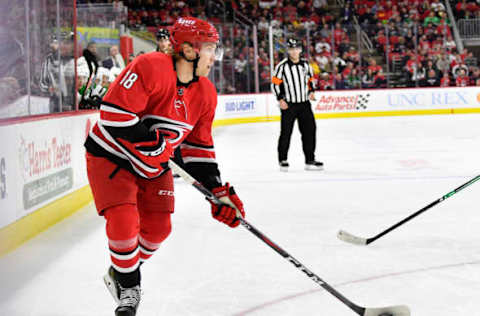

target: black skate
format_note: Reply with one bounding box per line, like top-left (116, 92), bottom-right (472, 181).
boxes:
top-left (305, 160), bottom-right (324, 171)
top-left (104, 267), bottom-right (141, 316)
top-left (279, 160), bottom-right (289, 172)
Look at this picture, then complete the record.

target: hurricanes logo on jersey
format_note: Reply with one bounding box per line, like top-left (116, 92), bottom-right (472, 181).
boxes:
top-left (141, 116), bottom-right (192, 148)
top-left (174, 99), bottom-right (188, 120)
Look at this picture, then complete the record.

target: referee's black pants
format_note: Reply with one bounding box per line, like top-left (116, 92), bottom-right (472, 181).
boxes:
top-left (278, 101), bottom-right (316, 163)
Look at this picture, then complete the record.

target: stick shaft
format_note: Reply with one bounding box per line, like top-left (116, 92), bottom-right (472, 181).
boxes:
top-left (368, 175), bottom-right (480, 244)
top-left (168, 160), bottom-right (365, 315)
top-left (238, 217), bottom-right (365, 314)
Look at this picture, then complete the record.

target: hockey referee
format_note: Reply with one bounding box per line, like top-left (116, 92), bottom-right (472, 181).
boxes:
top-left (272, 38), bottom-right (323, 171)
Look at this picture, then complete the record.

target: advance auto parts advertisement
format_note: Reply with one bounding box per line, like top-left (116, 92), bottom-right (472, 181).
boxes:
top-left (313, 86), bottom-right (480, 114)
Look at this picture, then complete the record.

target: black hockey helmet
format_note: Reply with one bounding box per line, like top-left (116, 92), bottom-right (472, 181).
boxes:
top-left (286, 38), bottom-right (301, 49)
top-left (156, 28), bottom-right (170, 40)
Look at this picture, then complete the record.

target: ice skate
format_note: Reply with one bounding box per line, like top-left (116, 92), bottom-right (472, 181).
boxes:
top-left (279, 160), bottom-right (289, 172)
top-left (104, 267), bottom-right (141, 316)
top-left (305, 161), bottom-right (324, 171)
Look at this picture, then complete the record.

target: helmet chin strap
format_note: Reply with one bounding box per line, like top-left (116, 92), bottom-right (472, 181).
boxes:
top-left (177, 51), bottom-right (200, 86)
top-left (179, 51), bottom-right (198, 62)
top-left (191, 55), bottom-right (200, 77)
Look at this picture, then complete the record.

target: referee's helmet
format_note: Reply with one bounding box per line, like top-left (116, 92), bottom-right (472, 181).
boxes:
top-left (286, 38), bottom-right (301, 49)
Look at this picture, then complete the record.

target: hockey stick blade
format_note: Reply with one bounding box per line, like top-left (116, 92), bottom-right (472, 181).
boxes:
top-left (363, 304), bottom-right (410, 316)
top-left (337, 230), bottom-right (368, 246)
top-left (337, 175), bottom-right (480, 246)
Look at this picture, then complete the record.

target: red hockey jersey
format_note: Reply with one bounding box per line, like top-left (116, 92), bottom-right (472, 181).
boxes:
top-left (85, 52), bottom-right (221, 187)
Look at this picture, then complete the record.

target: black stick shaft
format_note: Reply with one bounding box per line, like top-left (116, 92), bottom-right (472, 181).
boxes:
top-left (368, 175), bottom-right (480, 244)
top-left (237, 217), bottom-right (365, 315)
top-left (168, 160), bottom-right (365, 315)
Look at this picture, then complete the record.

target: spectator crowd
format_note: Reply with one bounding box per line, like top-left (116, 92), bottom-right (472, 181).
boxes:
top-left (2, 0), bottom-right (480, 119)
top-left (98, 0), bottom-right (479, 91)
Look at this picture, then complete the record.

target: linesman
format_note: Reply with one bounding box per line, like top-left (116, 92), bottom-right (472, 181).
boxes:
top-left (271, 38), bottom-right (323, 171)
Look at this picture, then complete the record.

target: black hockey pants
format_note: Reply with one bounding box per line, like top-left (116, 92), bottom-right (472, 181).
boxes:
top-left (277, 101), bottom-right (316, 163)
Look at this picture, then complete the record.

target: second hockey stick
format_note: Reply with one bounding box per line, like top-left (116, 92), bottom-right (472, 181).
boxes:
top-left (338, 175), bottom-right (480, 246)
top-left (168, 160), bottom-right (410, 316)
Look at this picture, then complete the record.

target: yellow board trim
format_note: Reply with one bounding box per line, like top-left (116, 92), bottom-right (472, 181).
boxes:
top-left (213, 116), bottom-right (278, 126)
top-left (213, 107), bottom-right (480, 126)
top-left (0, 185), bottom-right (93, 257)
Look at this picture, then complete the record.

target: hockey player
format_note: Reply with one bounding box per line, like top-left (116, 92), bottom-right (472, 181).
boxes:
top-left (84, 17), bottom-right (245, 316)
top-left (155, 28), bottom-right (172, 54)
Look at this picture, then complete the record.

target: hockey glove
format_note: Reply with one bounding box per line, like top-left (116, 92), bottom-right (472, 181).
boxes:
top-left (117, 129), bottom-right (173, 178)
top-left (210, 183), bottom-right (245, 228)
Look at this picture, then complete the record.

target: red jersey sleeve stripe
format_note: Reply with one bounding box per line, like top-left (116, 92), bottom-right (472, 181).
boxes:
top-left (100, 110), bottom-right (137, 122)
top-left (182, 140), bottom-right (214, 149)
top-left (100, 105), bottom-right (139, 127)
top-left (100, 104), bottom-right (136, 116)
top-left (89, 127), bottom-right (127, 160)
top-left (100, 116), bottom-right (139, 127)
top-left (181, 147), bottom-right (216, 160)
top-left (181, 143), bottom-right (215, 152)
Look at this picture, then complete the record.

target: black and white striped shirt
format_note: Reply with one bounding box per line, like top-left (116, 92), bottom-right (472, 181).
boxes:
top-left (271, 58), bottom-right (315, 103)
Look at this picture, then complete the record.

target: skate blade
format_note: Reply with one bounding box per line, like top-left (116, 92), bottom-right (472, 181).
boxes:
top-left (103, 273), bottom-right (120, 304)
top-left (305, 165), bottom-right (324, 171)
top-left (363, 304), bottom-right (410, 316)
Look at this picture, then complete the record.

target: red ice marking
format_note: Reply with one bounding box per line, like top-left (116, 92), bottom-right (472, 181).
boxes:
top-left (397, 159), bottom-right (429, 169)
top-left (232, 260), bottom-right (480, 315)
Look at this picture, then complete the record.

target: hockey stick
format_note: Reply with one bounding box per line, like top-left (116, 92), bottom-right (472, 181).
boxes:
top-left (338, 175), bottom-right (480, 246)
top-left (168, 160), bottom-right (410, 316)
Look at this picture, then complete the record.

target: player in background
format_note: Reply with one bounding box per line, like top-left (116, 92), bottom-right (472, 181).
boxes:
top-left (155, 28), bottom-right (185, 177)
top-left (155, 28), bottom-right (172, 54)
top-left (271, 38), bottom-right (324, 172)
top-left (84, 17), bottom-right (245, 316)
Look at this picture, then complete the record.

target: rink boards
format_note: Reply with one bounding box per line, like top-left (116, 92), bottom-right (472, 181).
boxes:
top-left (214, 86), bottom-right (480, 125)
top-left (0, 112), bottom-right (98, 254)
top-left (1, 86), bottom-right (479, 255)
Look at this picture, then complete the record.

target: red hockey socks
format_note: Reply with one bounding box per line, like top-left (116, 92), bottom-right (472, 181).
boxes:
top-left (104, 204), bottom-right (173, 271)
top-left (104, 204), bottom-right (140, 274)
top-left (138, 210), bottom-right (172, 262)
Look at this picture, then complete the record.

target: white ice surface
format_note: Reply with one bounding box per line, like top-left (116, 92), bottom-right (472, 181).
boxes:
top-left (1, 114), bottom-right (480, 316)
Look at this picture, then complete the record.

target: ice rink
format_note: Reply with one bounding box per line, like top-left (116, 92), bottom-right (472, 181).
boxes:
top-left (1, 113), bottom-right (480, 316)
